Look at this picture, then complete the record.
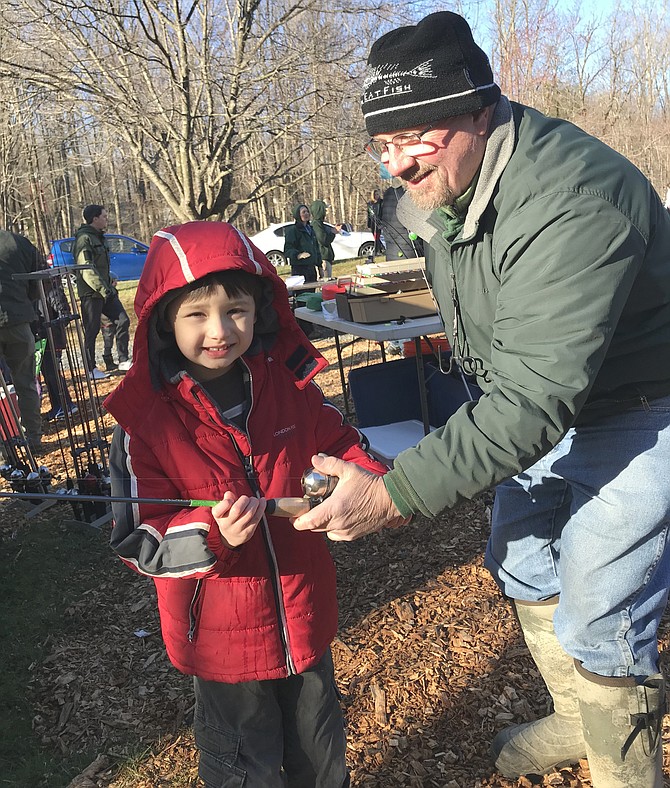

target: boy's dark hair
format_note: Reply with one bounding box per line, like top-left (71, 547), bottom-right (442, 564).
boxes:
top-left (83, 204), bottom-right (105, 223)
top-left (177, 269), bottom-right (264, 309)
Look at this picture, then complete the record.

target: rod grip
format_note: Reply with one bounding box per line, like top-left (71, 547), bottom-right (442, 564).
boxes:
top-left (266, 497), bottom-right (311, 517)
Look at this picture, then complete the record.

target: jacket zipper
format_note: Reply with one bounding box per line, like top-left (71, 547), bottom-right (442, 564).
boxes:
top-left (240, 370), bottom-right (295, 676)
top-left (187, 368), bottom-right (296, 674)
top-left (187, 580), bottom-right (203, 642)
top-left (237, 450), bottom-right (296, 677)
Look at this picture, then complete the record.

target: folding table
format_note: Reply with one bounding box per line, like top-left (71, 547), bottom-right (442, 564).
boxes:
top-left (293, 306), bottom-right (444, 436)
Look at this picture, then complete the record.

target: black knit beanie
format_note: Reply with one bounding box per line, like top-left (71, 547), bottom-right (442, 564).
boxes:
top-left (362, 12), bottom-right (501, 136)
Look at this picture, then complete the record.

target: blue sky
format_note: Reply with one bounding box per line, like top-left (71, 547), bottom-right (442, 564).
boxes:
top-left (578, 0), bottom-right (614, 14)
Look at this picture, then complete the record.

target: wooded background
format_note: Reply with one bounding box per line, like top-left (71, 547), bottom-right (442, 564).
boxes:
top-left (1, 0), bottom-right (669, 250)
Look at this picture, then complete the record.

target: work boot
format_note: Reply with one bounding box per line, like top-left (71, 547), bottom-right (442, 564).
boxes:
top-left (491, 599), bottom-right (586, 779)
top-left (575, 662), bottom-right (665, 787)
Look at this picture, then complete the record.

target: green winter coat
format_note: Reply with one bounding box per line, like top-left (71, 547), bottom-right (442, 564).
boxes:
top-left (73, 223), bottom-right (113, 299)
top-left (384, 96), bottom-right (670, 518)
top-left (309, 200), bottom-right (336, 264)
top-left (283, 205), bottom-right (322, 280)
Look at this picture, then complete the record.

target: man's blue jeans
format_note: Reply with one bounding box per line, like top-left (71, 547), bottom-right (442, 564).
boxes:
top-left (485, 395), bottom-right (670, 678)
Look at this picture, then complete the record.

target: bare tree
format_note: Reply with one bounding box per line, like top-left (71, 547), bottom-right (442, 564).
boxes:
top-left (0, 0), bottom-right (378, 225)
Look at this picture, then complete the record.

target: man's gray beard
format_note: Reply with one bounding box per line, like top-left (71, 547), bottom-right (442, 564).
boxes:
top-left (400, 169), bottom-right (456, 211)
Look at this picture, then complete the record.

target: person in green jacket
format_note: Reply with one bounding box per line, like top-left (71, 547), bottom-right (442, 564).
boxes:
top-left (283, 204), bottom-right (322, 283)
top-left (294, 12), bottom-right (670, 787)
top-left (309, 200), bottom-right (342, 279)
top-left (73, 205), bottom-right (131, 380)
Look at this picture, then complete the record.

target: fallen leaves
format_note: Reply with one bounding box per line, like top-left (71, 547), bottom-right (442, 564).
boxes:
top-left (7, 329), bottom-right (670, 786)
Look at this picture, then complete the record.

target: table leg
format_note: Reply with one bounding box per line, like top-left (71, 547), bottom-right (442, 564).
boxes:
top-left (333, 332), bottom-right (351, 418)
top-left (414, 338), bottom-right (430, 434)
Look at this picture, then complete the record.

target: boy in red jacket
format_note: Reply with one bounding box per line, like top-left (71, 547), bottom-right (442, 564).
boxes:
top-left (105, 221), bottom-right (386, 787)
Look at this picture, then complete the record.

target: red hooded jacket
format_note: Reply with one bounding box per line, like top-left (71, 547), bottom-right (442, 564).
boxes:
top-left (105, 222), bottom-right (386, 683)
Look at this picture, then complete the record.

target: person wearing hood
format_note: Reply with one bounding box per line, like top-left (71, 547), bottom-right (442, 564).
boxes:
top-left (309, 200), bottom-right (342, 280)
top-left (105, 221), bottom-right (386, 787)
top-left (284, 204), bottom-right (322, 282)
top-left (73, 204), bottom-right (131, 380)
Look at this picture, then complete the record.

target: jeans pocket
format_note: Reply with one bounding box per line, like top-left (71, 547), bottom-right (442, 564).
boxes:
top-left (195, 712), bottom-right (246, 788)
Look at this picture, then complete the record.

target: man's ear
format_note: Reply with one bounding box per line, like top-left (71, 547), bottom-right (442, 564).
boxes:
top-left (472, 105), bottom-right (493, 134)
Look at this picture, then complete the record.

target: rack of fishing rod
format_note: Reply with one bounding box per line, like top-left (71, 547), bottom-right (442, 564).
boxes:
top-left (1, 265), bottom-right (113, 527)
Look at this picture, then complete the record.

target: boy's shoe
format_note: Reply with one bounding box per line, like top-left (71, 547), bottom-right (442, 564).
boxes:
top-left (42, 407), bottom-right (59, 421)
top-left (104, 359), bottom-right (119, 371)
top-left (89, 367), bottom-right (108, 381)
top-left (117, 360), bottom-right (133, 371)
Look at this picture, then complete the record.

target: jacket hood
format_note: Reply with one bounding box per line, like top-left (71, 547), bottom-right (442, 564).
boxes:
top-left (292, 204), bottom-right (309, 222)
top-left (105, 221), bottom-right (328, 426)
top-left (309, 200), bottom-right (327, 222)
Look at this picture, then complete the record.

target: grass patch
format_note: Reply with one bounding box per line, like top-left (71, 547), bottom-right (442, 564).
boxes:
top-left (0, 516), bottom-right (112, 787)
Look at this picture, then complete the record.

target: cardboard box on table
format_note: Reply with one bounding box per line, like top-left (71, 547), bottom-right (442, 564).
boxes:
top-left (334, 269), bottom-right (436, 324)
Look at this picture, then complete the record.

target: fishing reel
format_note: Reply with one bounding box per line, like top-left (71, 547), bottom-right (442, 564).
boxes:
top-left (301, 467), bottom-right (338, 506)
top-left (266, 466), bottom-right (339, 518)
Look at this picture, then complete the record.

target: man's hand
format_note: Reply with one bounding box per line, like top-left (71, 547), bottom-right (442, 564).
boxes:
top-left (297, 251), bottom-right (311, 260)
top-left (212, 492), bottom-right (266, 549)
top-left (292, 455), bottom-right (408, 541)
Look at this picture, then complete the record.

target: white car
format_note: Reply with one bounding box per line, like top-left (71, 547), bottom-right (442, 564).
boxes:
top-left (249, 222), bottom-right (377, 268)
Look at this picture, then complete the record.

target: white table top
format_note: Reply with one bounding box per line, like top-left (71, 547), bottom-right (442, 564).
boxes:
top-left (294, 306), bottom-right (444, 341)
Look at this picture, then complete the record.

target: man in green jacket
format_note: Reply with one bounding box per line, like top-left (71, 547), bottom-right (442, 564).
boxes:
top-left (73, 205), bottom-right (131, 379)
top-left (294, 11), bottom-right (670, 787)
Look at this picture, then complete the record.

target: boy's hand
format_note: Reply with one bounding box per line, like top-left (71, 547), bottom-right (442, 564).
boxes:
top-left (212, 492), bottom-right (267, 549)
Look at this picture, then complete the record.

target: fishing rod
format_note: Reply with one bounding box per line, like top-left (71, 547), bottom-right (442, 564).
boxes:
top-left (0, 467), bottom-right (338, 518)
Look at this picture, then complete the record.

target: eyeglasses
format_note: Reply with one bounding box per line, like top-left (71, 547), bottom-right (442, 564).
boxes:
top-left (364, 125), bottom-right (434, 163)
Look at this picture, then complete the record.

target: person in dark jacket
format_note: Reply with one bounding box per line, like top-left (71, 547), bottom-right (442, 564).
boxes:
top-left (73, 205), bottom-right (131, 379)
top-left (105, 221), bottom-right (386, 787)
top-left (366, 189), bottom-right (384, 254)
top-left (294, 11), bottom-right (670, 787)
top-left (309, 200), bottom-right (341, 279)
top-left (0, 230), bottom-right (43, 452)
top-left (283, 204), bottom-right (322, 282)
top-left (380, 185), bottom-right (424, 261)
top-left (35, 277), bottom-right (78, 421)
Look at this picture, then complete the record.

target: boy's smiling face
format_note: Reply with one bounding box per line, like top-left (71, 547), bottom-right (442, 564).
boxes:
top-left (167, 284), bottom-right (256, 382)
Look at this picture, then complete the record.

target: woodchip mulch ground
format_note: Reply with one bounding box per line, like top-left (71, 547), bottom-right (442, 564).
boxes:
top-left (11, 327), bottom-right (670, 787)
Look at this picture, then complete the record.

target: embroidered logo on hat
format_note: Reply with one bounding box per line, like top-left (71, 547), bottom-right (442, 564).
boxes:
top-left (363, 60), bottom-right (438, 92)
